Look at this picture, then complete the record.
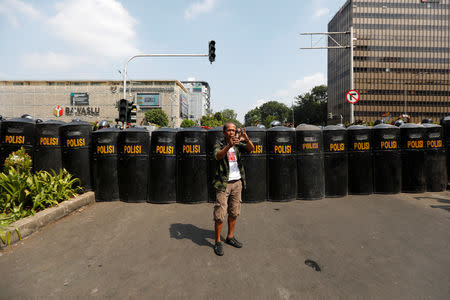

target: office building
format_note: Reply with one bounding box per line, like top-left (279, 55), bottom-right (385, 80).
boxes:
top-left (328, 0), bottom-right (450, 123)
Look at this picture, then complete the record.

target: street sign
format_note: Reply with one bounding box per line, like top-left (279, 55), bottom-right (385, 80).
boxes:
top-left (346, 90), bottom-right (360, 104)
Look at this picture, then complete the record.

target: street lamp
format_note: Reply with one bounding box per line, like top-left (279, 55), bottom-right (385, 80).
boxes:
top-left (385, 68), bottom-right (426, 117)
top-left (403, 72), bottom-right (427, 117)
top-left (170, 93), bottom-right (178, 128)
top-left (292, 97), bottom-right (296, 127)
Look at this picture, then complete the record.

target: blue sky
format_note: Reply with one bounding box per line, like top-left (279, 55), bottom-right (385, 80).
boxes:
top-left (0, 0), bottom-right (346, 122)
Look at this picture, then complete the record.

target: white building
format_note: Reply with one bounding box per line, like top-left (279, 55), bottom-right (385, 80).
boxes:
top-left (181, 81), bottom-right (210, 121)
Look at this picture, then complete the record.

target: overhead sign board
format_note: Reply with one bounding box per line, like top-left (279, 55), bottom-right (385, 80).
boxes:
top-left (346, 90), bottom-right (360, 104)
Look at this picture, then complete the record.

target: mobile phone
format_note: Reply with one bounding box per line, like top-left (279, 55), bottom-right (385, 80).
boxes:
top-left (236, 128), bottom-right (241, 139)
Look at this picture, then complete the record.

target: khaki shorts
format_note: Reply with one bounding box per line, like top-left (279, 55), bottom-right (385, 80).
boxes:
top-left (213, 180), bottom-right (242, 222)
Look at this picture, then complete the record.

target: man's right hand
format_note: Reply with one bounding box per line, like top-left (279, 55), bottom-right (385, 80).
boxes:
top-left (228, 136), bottom-right (239, 147)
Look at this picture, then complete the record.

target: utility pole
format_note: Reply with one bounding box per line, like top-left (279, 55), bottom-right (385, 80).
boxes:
top-left (300, 29), bottom-right (355, 124)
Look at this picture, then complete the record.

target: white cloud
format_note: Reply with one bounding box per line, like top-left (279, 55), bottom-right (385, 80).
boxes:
top-left (291, 73), bottom-right (326, 92)
top-left (19, 0), bottom-right (140, 71)
top-left (22, 52), bottom-right (91, 71)
top-left (313, 7), bottom-right (329, 18)
top-left (0, 0), bottom-right (41, 27)
top-left (48, 0), bottom-right (139, 59)
top-left (252, 98), bottom-right (268, 109)
top-left (185, 0), bottom-right (217, 19)
top-left (275, 72), bottom-right (326, 105)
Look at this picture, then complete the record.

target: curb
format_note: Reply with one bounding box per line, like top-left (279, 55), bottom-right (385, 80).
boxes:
top-left (0, 191), bottom-right (95, 249)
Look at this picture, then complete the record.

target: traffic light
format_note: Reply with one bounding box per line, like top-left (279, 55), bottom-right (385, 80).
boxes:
top-left (208, 40), bottom-right (216, 63)
top-left (130, 102), bottom-right (137, 123)
top-left (126, 101), bottom-right (137, 123)
top-left (118, 99), bottom-right (128, 123)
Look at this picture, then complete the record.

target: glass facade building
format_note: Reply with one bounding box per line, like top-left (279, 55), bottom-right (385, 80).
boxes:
top-left (328, 0), bottom-right (450, 123)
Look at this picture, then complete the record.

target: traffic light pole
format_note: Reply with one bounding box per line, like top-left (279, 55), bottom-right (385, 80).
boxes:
top-left (122, 54), bottom-right (208, 100)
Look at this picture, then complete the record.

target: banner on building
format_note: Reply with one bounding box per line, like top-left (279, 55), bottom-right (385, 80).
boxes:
top-left (137, 93), bottom-right (160, 107)
top-left (70, 93), bottom-right (89, 106)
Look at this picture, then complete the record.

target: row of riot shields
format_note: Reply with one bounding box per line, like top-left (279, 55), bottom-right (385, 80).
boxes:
top-left (0, 118), bottom-right (93, 192)
top-left (1, 117), bottom-right (450, 203)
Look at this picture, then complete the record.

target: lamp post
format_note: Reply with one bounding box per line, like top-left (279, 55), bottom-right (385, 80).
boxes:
top-left (292, 97), bottom-right (296, 127)
top-left (170, 93), bottom-right (177, 128)
top-left (403, 72), bottom-right (427, 117)
top-left (385, 68), bottom-right (426, 118)
top-left (122, 53), bottom-right (208, 101)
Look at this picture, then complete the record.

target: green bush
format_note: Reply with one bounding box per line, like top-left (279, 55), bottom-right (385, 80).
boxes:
top-left (145, 109), bottom-right (169, 127)
top-left (4, 147), bottom-right (32, 174)
top-left (0, 148), bottom-right (82, 245)
top-left (180, 119), bottom-right (197, 128)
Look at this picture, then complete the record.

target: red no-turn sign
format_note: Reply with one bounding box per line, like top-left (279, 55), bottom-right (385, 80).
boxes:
top-left (346, 90), bottom-right (360, 104)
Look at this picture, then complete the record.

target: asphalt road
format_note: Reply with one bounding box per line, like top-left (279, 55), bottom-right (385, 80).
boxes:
top-left (1, 192), bottom-right (449, 299)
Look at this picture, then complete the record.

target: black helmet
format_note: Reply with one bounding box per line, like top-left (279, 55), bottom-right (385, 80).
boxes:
top-left (98, 120), bottom-right (110, 129)
top-left (394, 119), bottom-right (404, 127)
top-left (72, 118), bottom-right (82, 122)
top-left (21, 114), bottom-right (34, 120)
top-left (270, 120), bottom-right (282, 127)
top-left (374, 119), bottom-right (383, 126)
top-left (35, 119), bottom-right (43, 124)
top-left (421, 118), bottom-right (432, 124)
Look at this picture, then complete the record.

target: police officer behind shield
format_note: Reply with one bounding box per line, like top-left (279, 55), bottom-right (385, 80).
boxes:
top-left (213, 122), bottom-right (254, 256)
top-left (98, 120), bottom-right (110, 130)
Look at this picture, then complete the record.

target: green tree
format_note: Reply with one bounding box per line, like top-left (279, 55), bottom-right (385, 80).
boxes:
top-left (293, 85), bottom-right (327, 126)
top-left (200, 109), bottom-right (242, 128)
top-left (244, 101), bottom-right (291, 127)
top-left (200, 114), bottom-right (223, 128)
top-left (259, 101), bottom-right (292, 124)
top-left (180, 119), bottom-right (197, 128)
top-left (244, 108), bottom-right (262, 126)
top-left (220, 109), bottom-right (242, 127)
top-left (144, 109), bottom-right (169, 127)
top-left (263, 115), bottom-right (277, 128)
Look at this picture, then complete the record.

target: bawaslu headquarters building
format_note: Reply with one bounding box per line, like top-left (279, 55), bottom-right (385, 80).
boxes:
top-left (328, 0), bottom-right (450, 123)
top-left (0, 80), bottom-right (210, 127)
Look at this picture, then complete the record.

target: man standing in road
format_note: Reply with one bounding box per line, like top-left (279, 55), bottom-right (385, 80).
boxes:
top-left (213, 122), bottom-right (254, 256)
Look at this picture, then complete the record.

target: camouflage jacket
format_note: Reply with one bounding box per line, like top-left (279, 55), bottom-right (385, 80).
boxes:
top-left (213, 141), bottom-right (248, 191)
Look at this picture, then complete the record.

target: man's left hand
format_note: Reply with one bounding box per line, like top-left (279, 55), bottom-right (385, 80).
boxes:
top-left (240, 128), bottom-right (250, 142)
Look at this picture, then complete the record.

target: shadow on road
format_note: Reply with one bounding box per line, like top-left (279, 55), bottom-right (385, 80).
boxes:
top-left (414, 196), bottom-right (450, 212)
top-left (169, 223), bottom-right (215, 247)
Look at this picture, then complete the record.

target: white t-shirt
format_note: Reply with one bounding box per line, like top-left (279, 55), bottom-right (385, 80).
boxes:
top-left (227, 147), bottom-right (241, 181)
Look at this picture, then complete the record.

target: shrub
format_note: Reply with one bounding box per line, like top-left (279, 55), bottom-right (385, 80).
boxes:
top-left (145, 109), bottom-right (169, 127)
top-left (180, 119), bottom-right (197, 128)
top-left (3, 147), bottom-right (32, 174)
top-left (0, 148), bottom-right (82, 245)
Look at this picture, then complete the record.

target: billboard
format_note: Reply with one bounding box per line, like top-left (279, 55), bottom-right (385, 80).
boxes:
top-left (70, 92), bottom-right (89, 106)
top-left (137, 93), bottom-right (160, 107)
